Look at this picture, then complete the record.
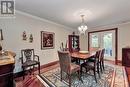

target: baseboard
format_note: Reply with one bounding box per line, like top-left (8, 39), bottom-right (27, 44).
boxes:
top-left (104, 59), bottom-right (122, 65)
top-left (40, 60), bottom-right (59, 69)
top-left (14, 60), bottom-right (59, 78)
top-left (117, 60), bottom-right (122, 64)
top-left (104, 59), bottom-right (115, 63)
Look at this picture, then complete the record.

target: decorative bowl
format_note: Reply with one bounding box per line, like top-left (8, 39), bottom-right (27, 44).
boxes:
top-left (79, 51), bottom-right (89, 54)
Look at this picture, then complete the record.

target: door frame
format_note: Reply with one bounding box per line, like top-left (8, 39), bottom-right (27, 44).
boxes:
top-left (88, 28), bottom-right (118, 64)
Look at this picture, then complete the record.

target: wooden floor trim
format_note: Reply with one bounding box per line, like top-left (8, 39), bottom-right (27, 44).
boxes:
top-left (40, 60), bottom-right (59, 69)
top-left (104, 59), bottom-right (122, 65)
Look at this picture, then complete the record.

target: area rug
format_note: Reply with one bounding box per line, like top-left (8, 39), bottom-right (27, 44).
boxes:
top-left (38, 64), bottom-right (129, 87)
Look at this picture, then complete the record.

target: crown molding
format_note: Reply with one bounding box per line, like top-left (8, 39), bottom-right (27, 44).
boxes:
top-left (90, 20), bottom-right (130, 29)
top-left (16, 10), bottom-right (74, 31)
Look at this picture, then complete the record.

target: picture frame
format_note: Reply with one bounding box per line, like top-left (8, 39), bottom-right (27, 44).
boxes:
top-left (41, 31), bottom-right (55, 50)
top-left (0, 29), bottom-right (3, 40)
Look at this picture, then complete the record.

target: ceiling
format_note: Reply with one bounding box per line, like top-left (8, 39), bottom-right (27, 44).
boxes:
top-left (16, 0), bottom-right (130, 29)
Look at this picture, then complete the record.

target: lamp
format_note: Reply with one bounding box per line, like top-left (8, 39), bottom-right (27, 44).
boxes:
top-left (78, 15), bottom-right (88, 34)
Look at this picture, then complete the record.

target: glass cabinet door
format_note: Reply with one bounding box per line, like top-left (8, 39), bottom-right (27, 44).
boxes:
top-left (68, 35), bottom-right (79, 52)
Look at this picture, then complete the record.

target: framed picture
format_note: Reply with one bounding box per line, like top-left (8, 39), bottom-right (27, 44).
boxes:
top-left (41, 31), bottom-right (55, 50)
top-left (0, 29), bottom-right (3, 40)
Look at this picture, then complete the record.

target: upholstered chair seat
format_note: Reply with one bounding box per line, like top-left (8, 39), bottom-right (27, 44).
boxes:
top-left (22, 60), bottom-right (39, 67)
top-left (70, 63), bottom-right (80, 74)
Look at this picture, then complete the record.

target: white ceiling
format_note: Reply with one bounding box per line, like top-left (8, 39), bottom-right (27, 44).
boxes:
top-left (16, 0), bottom-right (130, 29)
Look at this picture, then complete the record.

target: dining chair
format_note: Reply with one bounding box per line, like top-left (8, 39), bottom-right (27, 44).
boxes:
top-left (87, 47), bottom-right (100, 62)
top-left (20, 49), bottom-right (40, 79)
top-left (80, 50), bottom-right (101, 82)
top-left (57, 51), bottom-right (81, 87)
top-left (99, 49), bottom-right (105, 72)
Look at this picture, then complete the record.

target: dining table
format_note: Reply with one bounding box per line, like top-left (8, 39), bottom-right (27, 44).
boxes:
top-left (70, 51), bottom-right (95, 64)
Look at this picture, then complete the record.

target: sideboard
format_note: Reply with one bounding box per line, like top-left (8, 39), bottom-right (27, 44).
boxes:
top-left (0, 51), bottom-right (15, 87)
top-left (122, 48), bottom-right (130, 66)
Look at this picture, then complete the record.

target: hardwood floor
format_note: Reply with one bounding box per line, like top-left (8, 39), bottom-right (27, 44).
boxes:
top-left (15, 75), bottom-right (44, 87)
top-left (15, 64), bottom-right (59, 87)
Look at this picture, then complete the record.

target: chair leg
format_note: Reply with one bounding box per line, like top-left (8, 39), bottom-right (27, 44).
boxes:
top-left (78, 70), bottom-right (83, 83)
top-left (23, 68), bottom-right (25, 80)
top-left (78, 59), bottom-right (80, 65)
top-left (32, 65), bottom-right (35, 75)
top-left (93, 69), bottom-right (97, 83)
top-left (68, 74), bottom-right (71, 87)
top-left (29, 67), bottom-right (32, 75)
top-left (85, 67), bottom-right (88, 73)
top-left (60, 70), bottom-right (62, 81)
top-left (97, 63), bottom-right (100, 78)
top-left (76, 59), bottom-right (78, 64)
top-left (102, 61), bottom-right (105, 70)
top-left (100, 62), bottom-right (102, 73)
top-left (38, 63), bottom-right (40, 74)
top-left (80, 65), bottom-right (83, 75)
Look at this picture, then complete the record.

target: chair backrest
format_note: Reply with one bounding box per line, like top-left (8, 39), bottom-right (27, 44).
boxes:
top-left (21, 49), bottom-right (35, 63)
top-left (100, 49), bottom-right (105, 61)
top-left (57, 51), bottom-right (71, 74)
top-left (94, 50), bottom-right (102, 66)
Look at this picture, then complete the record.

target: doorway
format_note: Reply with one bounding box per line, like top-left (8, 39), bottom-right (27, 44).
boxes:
top-left (88, 28), bottom-right (118, 63)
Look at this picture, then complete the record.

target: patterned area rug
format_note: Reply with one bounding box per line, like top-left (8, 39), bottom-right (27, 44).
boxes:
top-left (38, 64), bottom-right (129, 87)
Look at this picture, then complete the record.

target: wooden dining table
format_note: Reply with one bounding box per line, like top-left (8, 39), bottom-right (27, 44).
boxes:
top-left (70, 52), bottom-right (95, 64)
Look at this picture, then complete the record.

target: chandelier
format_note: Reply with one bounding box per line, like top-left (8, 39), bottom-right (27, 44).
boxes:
top-left (78, 15), bottom-right (88, 34)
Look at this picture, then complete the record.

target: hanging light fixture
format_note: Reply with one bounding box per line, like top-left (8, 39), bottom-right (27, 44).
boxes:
top-left (78, 15), bottom-right (88, 34)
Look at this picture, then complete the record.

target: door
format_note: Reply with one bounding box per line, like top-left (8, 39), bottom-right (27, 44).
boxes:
top-left (89, 30), bottom-right (115, 61)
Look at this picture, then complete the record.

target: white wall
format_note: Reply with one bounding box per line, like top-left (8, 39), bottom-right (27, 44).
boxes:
top-left (80, 34), bottom-right (88, 51)
top-left (80, 22), bottom-right (130, 61)
top-left (0, 11), bottom-right (73, 73)
top-left (1, 11), bottom-right (130, 73)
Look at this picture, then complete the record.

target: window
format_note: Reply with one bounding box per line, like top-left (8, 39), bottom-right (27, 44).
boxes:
top-left (91, 34), bottom-right (99, 47)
